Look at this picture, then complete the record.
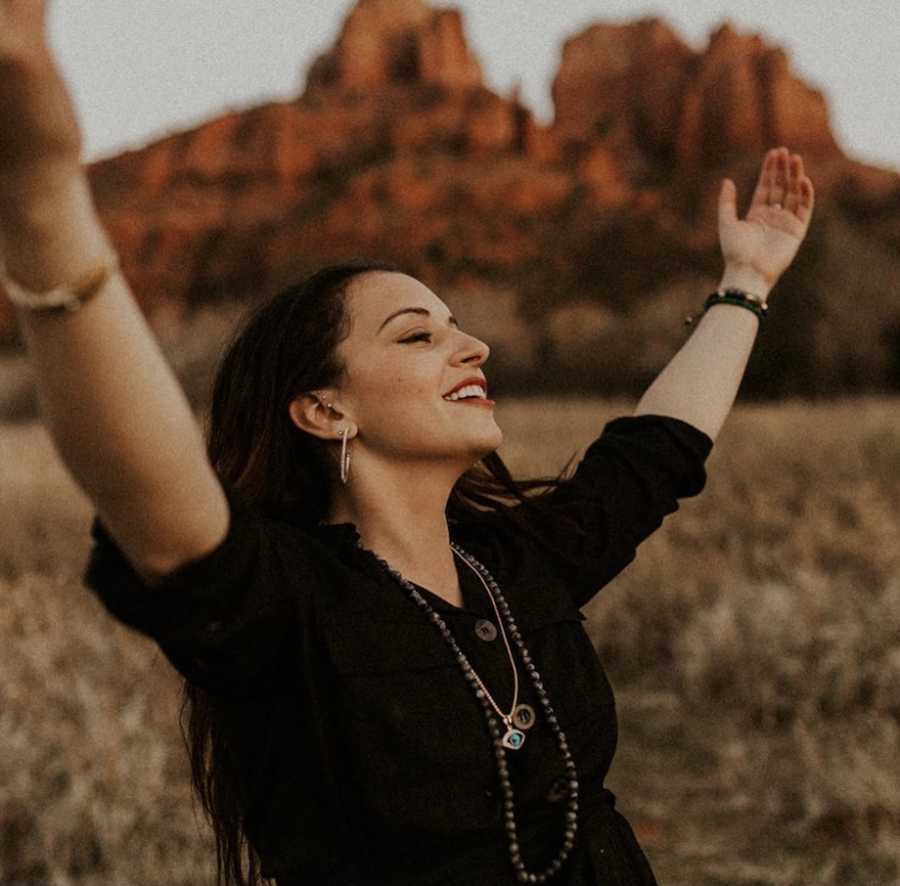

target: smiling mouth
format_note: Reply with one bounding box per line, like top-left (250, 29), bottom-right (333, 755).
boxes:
top-left (442, 396), bottom-right (495, 407)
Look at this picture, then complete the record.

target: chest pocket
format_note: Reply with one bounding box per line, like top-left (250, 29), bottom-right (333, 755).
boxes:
top-left (318, 609), bottom-right (500, 834)
top-left (322, 613), bottom-right (457, 675)
top-left (512, 586), bottom-right (613, 729)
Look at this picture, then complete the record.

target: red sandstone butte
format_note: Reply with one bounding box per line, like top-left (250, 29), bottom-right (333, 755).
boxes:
top-left (1, 1), bottom-right (896, 347)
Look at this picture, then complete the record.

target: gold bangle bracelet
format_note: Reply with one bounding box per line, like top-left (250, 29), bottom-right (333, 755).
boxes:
top-left (1, 253), bottom-right (121, 314)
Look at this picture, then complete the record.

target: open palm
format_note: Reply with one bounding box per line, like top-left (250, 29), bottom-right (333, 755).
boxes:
top-left (718, 147), bottom-right (815, 290)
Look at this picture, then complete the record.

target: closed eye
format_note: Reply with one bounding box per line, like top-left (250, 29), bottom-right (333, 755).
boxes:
top-left (401, 332), bottom-right (433, 343)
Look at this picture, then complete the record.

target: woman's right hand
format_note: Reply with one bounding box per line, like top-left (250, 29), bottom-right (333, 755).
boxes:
top-left (0, 0), bottom-right (84, 175)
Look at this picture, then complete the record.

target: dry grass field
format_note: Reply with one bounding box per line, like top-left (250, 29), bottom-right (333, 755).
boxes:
top-left (1, 396), bottom-right (899, 885)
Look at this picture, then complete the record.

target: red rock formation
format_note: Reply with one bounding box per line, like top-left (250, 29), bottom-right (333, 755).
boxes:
top-left (419, 8), bottom-right (482, 89)
top-left (552, 17), bottom-right (840, 174)
top-left (552, 16), bottom-right (695, 170)
top-left (759, 45), bottom-right (837, 153)
top-left (674, 26), bottom-right (770, 169)
top-left (305, 0), bottom-right (480, 93)
top-left (1, 0), bottom-right (896, 387)
top-left (675, 25), bottom-right (838, 170)
top-left (580, 146), bottom-right (633, 208)
top-left (463, 89), bottom-right (519, 154)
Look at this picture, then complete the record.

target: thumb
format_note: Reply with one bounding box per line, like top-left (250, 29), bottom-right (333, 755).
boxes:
top-left (718, 178), bottom-right (738, 228)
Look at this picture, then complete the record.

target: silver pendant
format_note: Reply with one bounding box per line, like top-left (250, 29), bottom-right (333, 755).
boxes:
top-left (501, 727), bottom-right (526, 750)
top-left (512, 703), bottom-right (536, 731)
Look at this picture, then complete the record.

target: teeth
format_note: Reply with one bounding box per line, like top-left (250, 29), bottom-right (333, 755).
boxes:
top-left (443, 384), bottom-right (486, 401)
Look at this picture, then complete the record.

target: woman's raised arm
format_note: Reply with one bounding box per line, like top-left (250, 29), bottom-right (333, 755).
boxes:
top-left (634, 147), bottom-right (815, 440)
top-left (0, 1), bottom-right (228, 581)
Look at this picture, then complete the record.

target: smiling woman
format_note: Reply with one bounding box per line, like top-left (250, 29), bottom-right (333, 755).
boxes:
top-left (83, 255), bottom-right (714, 886)
top-left (215, 263), bottom-right (514, 578)
top-left (2, 2), bottom-right (816, 885)
top-left (85, 259), bottom-right (707, 885)
top-left (286, 269), bottom-right (504, 542)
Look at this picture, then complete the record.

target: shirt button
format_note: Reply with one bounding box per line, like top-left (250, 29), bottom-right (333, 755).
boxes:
top-left (474, 619), bottom-right (498, 641)
top-left (545, 776), bottom-right (569, 803)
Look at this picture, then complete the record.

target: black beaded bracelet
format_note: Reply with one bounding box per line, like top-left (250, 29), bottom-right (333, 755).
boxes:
top-left (684, 287), bottom-right (768, 326)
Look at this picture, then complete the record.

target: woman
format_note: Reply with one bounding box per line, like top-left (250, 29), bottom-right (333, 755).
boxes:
top-left (0, 3), bottom-right (814, 884)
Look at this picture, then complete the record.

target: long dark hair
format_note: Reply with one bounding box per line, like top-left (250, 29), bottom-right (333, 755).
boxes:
top-left (182, 261), bottom-right (584, 886)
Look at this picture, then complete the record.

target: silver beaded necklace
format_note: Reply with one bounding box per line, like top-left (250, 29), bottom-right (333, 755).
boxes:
top-left (371, 540), bottom-right (581, 885)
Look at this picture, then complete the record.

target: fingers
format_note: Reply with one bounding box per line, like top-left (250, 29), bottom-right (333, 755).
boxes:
top-left (750, 146), bottom-right (791, 209)
top-left (782, 150), bottom-right (815, 225)
top-left (749, 146), bottom-right (815, 224)
top-left (749, 148), bottom-right (778, 209)
top-left (0, 0), bottom-right (50, 59)
top-left (769, 148), bottom-right (789, 206)
top-left (796, 175), bottom-right (815, 226)
top-left (718, 177), bottom-right (738, 228)
top-left (783, 153), bottom-right (805, 215)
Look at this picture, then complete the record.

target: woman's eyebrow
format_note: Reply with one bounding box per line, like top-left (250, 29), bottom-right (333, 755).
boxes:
top-left (377, 307), bottom-right (459, 334)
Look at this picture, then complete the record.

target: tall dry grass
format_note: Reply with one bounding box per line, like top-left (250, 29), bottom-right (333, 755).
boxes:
top-left (0, 426), bottom-right (214, 885)
top-left (1, 397), bottom-right (899, 884)
top-left (479, 396), bottom-right (900, 879)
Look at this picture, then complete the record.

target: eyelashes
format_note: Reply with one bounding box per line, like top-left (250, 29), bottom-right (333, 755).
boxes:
top-left (400, 328), bottom-right (471, 344)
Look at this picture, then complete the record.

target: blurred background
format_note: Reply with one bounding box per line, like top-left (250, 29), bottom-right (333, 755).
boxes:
top-left (1, 1), bottom-right (899, 884)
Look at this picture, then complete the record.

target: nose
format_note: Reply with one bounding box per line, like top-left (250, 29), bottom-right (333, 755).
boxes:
top-left (454, 331), bottom-right (489, 365)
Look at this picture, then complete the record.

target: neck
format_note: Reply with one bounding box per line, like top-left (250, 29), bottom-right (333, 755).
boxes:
top-left (325, 455), bottom-right (464, 585)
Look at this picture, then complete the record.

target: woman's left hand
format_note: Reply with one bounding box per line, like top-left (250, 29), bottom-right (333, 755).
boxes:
top-left (717, 146), bottom-right (815, 294)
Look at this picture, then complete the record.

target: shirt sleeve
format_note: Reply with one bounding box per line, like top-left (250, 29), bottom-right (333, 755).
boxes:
top-left (82, 480), bottom-right (314, 697)
top-left (510, 413), bottom-right (714, 609)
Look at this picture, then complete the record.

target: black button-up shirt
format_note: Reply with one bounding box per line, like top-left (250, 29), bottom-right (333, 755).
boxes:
top-left (83, 414), bottom-right (713, 885)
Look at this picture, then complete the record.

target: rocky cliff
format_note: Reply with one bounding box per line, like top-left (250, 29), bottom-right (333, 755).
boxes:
top-left (551, 20), bottom-right (838, 171)
top-left (2, 0), bottom-right (898, 396)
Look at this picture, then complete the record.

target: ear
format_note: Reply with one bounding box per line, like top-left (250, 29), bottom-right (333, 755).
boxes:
top-left (289, 392), bottom-right (343, 440)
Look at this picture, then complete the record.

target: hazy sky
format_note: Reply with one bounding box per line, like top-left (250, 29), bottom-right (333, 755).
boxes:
top-left (48, 0), bottom-right (899, 171)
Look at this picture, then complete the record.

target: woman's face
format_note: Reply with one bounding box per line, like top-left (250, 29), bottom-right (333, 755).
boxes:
top-left (329, 271), bottom-right (503, 469)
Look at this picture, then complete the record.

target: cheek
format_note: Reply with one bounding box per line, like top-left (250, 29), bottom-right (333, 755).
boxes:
top-left (381, 363), bottom-right (440, 401)
top-left (356, 377), bottom-right (440, 426)
top-left (348, 349), bottom-right (442, 412)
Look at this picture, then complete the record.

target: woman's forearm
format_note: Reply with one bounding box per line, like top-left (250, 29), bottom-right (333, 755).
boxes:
top-left (633, 264), bottom-right (770, 441)
top-left (636, 150), bottom-right (815, 440)
top-left (1, 164), bottom-right (227, 575)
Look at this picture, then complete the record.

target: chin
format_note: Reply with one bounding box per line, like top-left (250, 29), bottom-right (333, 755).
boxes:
top-left (476, 432), bottom-right (503, 458)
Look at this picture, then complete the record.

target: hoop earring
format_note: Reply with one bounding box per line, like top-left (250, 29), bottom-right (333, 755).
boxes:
top-left (340, 426), bottom-right (352, 485)
top-left (321, 397), bottom-right (352, 485)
